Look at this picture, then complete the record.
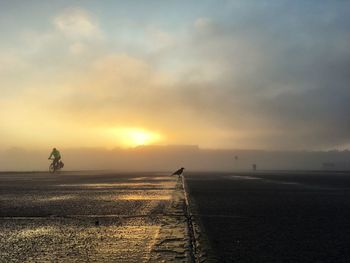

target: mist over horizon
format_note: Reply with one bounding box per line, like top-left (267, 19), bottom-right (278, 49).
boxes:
top-left (1, 145), bottom-right (350, 172)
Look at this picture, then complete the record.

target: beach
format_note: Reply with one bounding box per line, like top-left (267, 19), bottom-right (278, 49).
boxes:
top-left (0, 171), bottom-right (191, 262)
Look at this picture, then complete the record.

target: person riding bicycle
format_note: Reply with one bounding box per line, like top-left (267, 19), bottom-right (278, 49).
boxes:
top-left (48, 148), bottom-right (61, 168)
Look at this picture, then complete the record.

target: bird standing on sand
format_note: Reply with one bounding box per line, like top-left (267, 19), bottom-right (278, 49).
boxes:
top-left (172, 167), bottom-right (185, 176)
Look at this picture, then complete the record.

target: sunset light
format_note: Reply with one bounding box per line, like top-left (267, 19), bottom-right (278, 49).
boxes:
top-left (1, 2), bottom-right (350, 263)
top-left (1, 2), bottom-right (349, 151)
top-left (108, 127), bottom-right (163, 147)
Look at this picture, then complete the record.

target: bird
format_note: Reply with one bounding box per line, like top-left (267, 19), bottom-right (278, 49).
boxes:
top-left (172, 167), bottom-right (185, 176)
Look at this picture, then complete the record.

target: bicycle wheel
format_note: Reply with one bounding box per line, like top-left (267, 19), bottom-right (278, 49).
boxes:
top-left (49, 163), bottom-right (56, 173)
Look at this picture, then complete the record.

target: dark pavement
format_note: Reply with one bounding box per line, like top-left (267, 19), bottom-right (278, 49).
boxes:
top-left (185, 171), bottom-right (350, 263)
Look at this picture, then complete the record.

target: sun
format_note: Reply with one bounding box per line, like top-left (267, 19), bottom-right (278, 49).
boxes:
top-left (123, 128), bottom-right (162, 147)
top-left (127, 130), bottom-right (154, 146)
top-left (107, 127), bottom-right (162, 147)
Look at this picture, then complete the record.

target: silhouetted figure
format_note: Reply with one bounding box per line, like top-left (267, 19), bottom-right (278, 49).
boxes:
top-left (172, 167), bottom-right (185, 176)
top-left (95, 220), bottom-right (100, 226)
top-left (252, 164), bottom-right (257, 171)
top-left (48, 147), bottom-right (61, 168)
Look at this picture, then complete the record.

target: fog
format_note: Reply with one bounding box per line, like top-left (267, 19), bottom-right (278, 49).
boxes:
top-left (1, 145), bottom-right (349, 172)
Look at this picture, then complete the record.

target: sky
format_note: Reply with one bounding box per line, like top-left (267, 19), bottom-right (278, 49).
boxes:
top-left (1, 0), bottom-right (350, 151)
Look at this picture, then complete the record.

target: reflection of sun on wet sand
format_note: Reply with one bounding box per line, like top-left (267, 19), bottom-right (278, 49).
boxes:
top-left (0, 172), bottom-right (193, 262)
top-left (17, 226), bottom-right (56, 238)
top-left (130, 176), bottom-right (174, 181)
top-left (57, 181), bottom-right (176, 188)
top-left (94, 190), bottom-right (174, 201)
top-left (115, 194), bottom-right (171, 201)
top-left (37, 195), bottom-right (78, 202)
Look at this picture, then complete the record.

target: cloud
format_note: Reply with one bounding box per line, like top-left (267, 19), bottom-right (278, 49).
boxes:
top-left (146, 27), bottom-right (175, 50)
top-left (69, 42), bottom-right (88, 55)
top-left (194, 17), bottom-right (216, 33)
top-left (160, 1), bottom-right (350, 149)
top-left (53, 8), bottom-right (101, 39)
top-left (1, 1), bottom-right (350, 150)
top-left (0, 52), bottom-right (28, 72)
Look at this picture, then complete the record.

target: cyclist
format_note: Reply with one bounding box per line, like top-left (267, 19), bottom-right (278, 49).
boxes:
top-left (48, 148), bottom-right (61, 168)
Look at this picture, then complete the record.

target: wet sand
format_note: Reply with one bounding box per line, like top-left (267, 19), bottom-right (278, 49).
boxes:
top-left (4, 170), bottom-right (348, 262)
top-left (0, 171), bottom-right (191, 262)
top-left (185, 171), bottom-right (350, 263)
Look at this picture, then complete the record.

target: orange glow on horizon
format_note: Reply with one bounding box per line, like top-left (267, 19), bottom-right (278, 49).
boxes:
top-left (105, 127), bottom-right (163, 148)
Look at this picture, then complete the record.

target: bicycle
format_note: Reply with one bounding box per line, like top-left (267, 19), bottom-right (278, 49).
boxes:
top-left (49, 158), bottom-right (64, 173)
